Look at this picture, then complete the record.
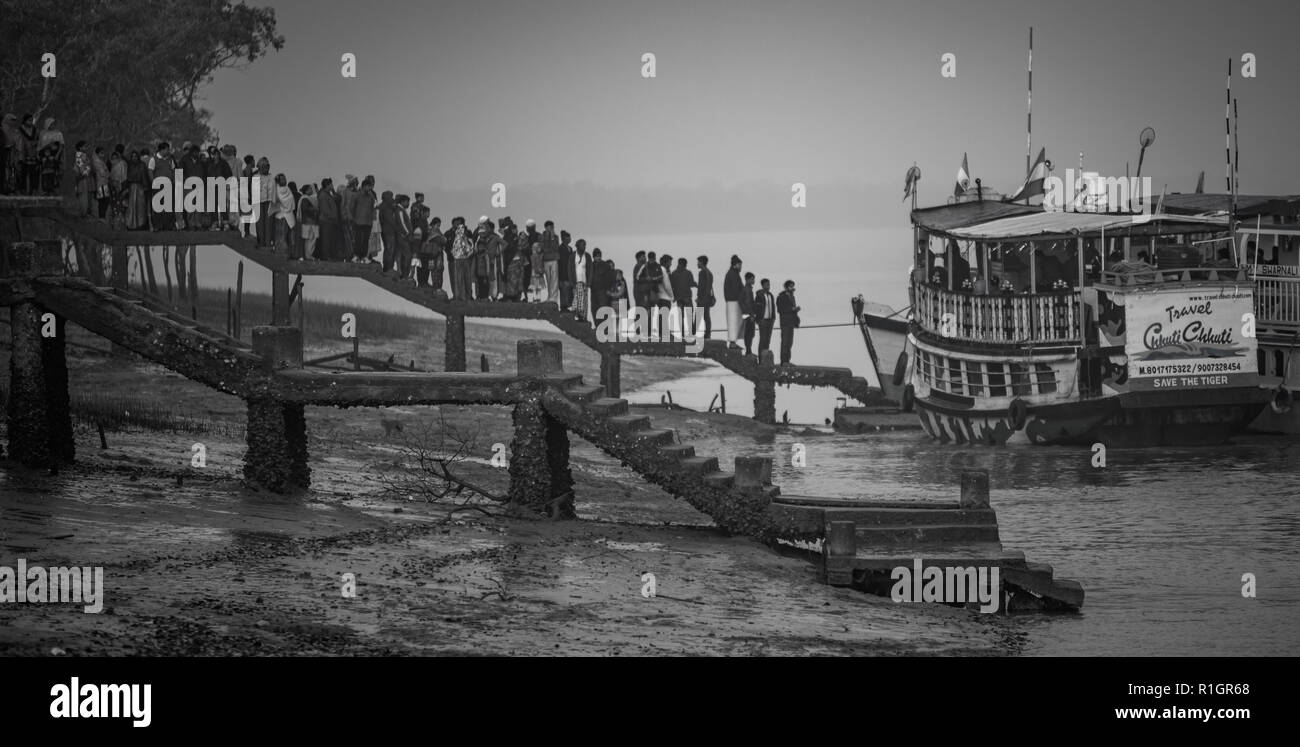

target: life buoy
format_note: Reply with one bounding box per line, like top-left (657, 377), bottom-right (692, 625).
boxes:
top-left (1008, 398), bottom-right (1029, 431)
top-left (892, 352), bottom-right (908, 386)
top-left (1270, 386), bottom-right (1293, 415)
top-left (901, 384), bottom-right (915, 413)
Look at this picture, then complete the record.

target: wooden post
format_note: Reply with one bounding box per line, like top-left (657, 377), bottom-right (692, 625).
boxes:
top-left (5, 241), bottom-right (69, 469)
top-left (444, 313), bottom-right (466, 372)
top-left (826, 521), bottom-right (857, 558)
top-left (235, 258), bottom-right (244, 337)
top-left (960, 469), bottom-right (991, 509)
top-left (599, 349), bottom-right (621, 397)
top-left (111, 243), bottom-right (129, 290)
top-left (720, 383), bottom-right (727, 414)
top-left (353, 333), bottom-right (360, 371)
top-left (162, 246), bottom-right (174, 305)
top-left (188, 245), bottom-right (198, 320)
top-left (271, 270), bottom-right (291, 325)
top-left (226, 288), bottom-right (233, 336)
top-left (753, 379), bottom-right (776, 424)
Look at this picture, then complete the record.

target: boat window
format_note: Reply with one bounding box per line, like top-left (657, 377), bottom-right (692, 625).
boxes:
top-left (948, 357), bottom-right (963, 394)
top-left (987, 362), bottom-right (1007, 397)
top-left (966, 361), bottom-right (985, 397)
top-left (1033, 363), bottom-right (1057, 394)
top-left (1008, 362), bottom-right (1033, 396)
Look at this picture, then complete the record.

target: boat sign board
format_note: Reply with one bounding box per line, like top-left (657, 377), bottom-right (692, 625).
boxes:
top-left (1124, 286), bottom-right (1257, 391)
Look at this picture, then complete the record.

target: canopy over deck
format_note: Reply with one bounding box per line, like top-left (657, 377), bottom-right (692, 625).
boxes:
top-left (912, 200), bottom-right (1229, 241)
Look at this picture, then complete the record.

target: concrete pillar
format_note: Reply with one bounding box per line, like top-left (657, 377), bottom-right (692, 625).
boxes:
top-left (7, 300), bottom-right (51, 468)
top-left (251, 325), bottom-right (303, 370)
top-left (284, 403), bottom-right (310, 489)
top-left (5, 241), bottom-right (69, 469)
top-left (507, 391), bottom-right (573, 518)
top-left (271, 271), bottom-right (291, 326)
top-left (753, 379), bottom-right (776, 424)
top-left (599, 349), bottom-right (621, 397)
top-left (517, 339), bottom-right (563, 375)
top-left (734, 456), bottom-right (772, 490)
top-left (243, 399), bottom-right (292, 492)
top-left (960, 469), bottom-right (990, 509)
top-left (444, 313), bottom-right (465, 372)
top-left (41, 313), bottom-right (74, 464)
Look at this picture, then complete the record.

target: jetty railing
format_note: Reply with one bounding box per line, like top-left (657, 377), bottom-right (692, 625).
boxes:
top-left (1249, 269), bottom-right (1300, 331)
top-left (1097, 266), bottom-right (1248, 287)
top-left (912, 283), bottom-right (1081, 345)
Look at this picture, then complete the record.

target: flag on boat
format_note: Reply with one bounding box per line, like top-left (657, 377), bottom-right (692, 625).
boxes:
top-left (903, 164), bottom-right (921, 202)
top-left (1195, 171), bottom-right (1205, 193)
top-left (1007, 147), bottom-right (1048, 202)
top-left (954, 153), bottom-right (971, 197)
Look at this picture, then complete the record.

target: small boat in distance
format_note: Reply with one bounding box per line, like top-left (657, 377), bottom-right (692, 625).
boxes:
top-left (885, 191), bottom-right (1270, 446)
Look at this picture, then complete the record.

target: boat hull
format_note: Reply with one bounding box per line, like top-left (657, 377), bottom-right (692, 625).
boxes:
top-left (914, 389), bottom-right (1269, 447)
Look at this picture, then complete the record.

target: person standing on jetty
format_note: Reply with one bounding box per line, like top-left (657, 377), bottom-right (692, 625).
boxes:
top-left (632, 251), bottom-right (649, 311)
top-left (696, 256), bottom-right (715, 339)
top-left (557, 230), bottom-right (573, 309)
top-left (755, 278), bottom-right (777, 358)
top-left (299, 183), bottom-right (320, 259)
top-left (671, 257), bottom-right (695, 312)
top-left (571, 239), bottom-right (591, 321)
top-left (776, 279), bottom-right (801, 366)
top-left (723, 254), bottom-right (744, 350)
top-left (316, 178), bottom-right (343, 260)
top-left (340, 175), bottom-right (358, 255)
top-left (741, 271), bottom-right (757, 356)
top-left (350, 177), bottom-right (377, 261)
top-left (541, 220), bottom-right (560, 304)
top-left (447, 216), bottom-right (475, 299)
top-left (393, 194), bottom-right (413, 278)
top-left (378, 190), bottom-right (398, 271)
top-left (590, 248), bottom-right (611, 314)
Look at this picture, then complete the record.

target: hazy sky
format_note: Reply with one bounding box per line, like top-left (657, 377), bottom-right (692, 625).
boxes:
top-left (204, 0), bottom-right (1300, 231)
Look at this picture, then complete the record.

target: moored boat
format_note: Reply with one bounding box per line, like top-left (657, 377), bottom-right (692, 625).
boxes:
top-left (896, 195), bottom-right (1269, 446)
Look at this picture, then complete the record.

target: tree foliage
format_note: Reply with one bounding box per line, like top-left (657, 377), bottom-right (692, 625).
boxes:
top-left (0, 0), bottom-right (283, 148)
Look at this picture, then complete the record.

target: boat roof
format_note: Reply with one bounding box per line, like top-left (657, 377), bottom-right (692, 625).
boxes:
top-left (1160, 193), bottom-right (1300, 217)
top-left (912, 200), bottom-right (1229, 240)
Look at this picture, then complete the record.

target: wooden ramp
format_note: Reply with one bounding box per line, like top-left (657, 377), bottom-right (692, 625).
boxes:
top-left (28, 211), bottom-right (886, 411)
top-left (769, 494), bottom-right (1085, 612)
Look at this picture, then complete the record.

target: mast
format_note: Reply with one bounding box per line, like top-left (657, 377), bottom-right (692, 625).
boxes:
top-left (1026, 27), bottom-right (1033, 179)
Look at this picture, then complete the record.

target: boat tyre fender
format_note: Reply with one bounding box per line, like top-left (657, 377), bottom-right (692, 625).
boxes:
top-left (1008, 398), bottom-right (1029, 431)
top-left (892, 352), bottom-right (908, 387)
top-left (1271, 386), bottom-right (1293, 415)
top-left (901, 384), bottom-right (915, 413)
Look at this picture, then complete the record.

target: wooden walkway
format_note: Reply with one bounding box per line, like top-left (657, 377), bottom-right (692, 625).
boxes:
top-left (25, 208), bottom-right (884, 418)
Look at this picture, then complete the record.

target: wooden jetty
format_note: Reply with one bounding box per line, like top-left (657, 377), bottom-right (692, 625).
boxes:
top-left (1, 198), bottom-right (1083, 611)
top-left (17, 203), bottom-right (885, 423)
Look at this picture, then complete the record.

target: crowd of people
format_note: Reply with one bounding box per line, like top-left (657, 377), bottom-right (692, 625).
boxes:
top-left (0, 124), bottom-right (805, 363)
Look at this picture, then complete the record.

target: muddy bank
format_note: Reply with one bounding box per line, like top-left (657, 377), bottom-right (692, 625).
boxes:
top-left (0, 342), bottom-right (1022, 656)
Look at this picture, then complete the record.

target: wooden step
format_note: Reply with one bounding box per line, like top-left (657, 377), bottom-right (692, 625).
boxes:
top-left (853, 523), bottom-right (1001, 545)
top-left (587, 398), bottom-right (628, 416)
top-left (822, 507), bottom-right (999, 527)
top-left (565, 384), bottom-right (604, 402)
top-left (658, 444), bottom-right (696, 460)
top-left (678, 456), bottom-right (719, 474)
top-left (838, 545), bottom-right (1027, 572)
top-left (606, 414), bottom-right (651, 432)
top-left (701, 471), bottom-right (735, 488)
top-left (629, 428), bottom-right (676, 446)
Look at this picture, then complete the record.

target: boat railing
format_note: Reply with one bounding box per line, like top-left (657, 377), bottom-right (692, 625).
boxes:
top-left (1250, 269), bottom-right (1300, 330)
top-left (911, 283), bottom-right (1081, 345)
top-left (1098, 266), bottom-right (1248, 287)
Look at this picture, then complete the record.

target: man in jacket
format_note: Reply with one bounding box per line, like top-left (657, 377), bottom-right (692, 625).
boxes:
top-left (722, 255), bottom-right (744, 349)
top-left (632, 251), bottom-right (648, 312)
top-left (410, 192), bottom-right (430, 238)
top-left (776, 279), bottom-right (801, 366)
top-left (378, 190), bottom-right (398, 272)
top-left (754, 278), bottom-right (777, 358)
top-left (557, 230), bottom-right (573, 310)
top-left (696, 256), bottom-right (714, 339)
top-left (741, 272), bottom-right (757, 356)
top-left (350, 177), bottom-right (377, 261)
top-left (541, 220), bottom-right (560, 305)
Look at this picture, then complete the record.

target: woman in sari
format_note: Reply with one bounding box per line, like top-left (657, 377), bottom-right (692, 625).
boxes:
top-left (124, 151), bottom-right (151, 230)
